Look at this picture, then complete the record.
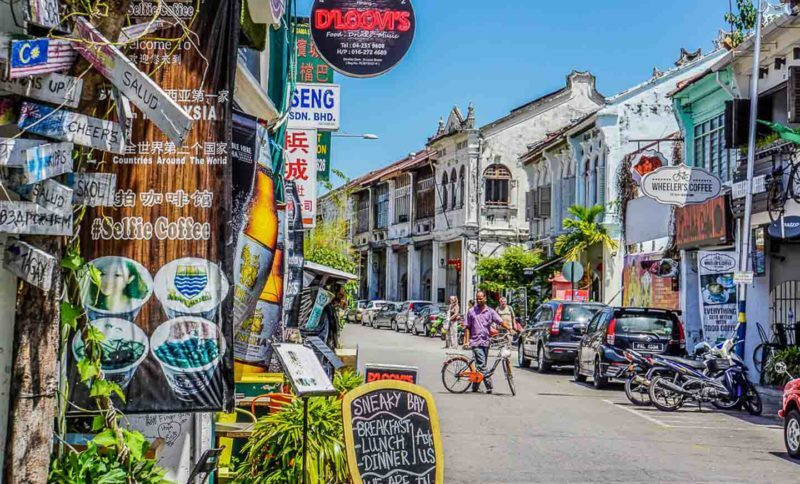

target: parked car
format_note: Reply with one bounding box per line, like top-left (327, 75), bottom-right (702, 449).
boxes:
top-left (394, 300), bottom-right (436, 332)
top-left (361, 300), bottom-right (389, 326)
top-left (517, 301), bottom-right (606, 373)
top-left (370, 302), bottom-right (402, 329)
top-left (345, 300), bottom-right (368, 323)
top-left (410, 304), bottom-right (449, 336)
top-left (575, 307), bottom-right (686, 389)
top-left (777, 362), bottom-right (800, 458)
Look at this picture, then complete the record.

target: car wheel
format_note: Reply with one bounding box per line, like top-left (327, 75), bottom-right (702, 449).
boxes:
top-left (392, 319), bottom-right (398, 331)
top-left (573, 358), bottom-right (587, 382)
top-left (517, 340), bottom-right (531, 368)
top-left (593, 358), bottom-right (607, 389)
top-left (537, 345), bottom-right (551, 373)
top-left (785, 409), bottom-right (800, 458)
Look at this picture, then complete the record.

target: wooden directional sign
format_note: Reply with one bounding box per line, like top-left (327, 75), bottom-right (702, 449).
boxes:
top-left (0, 138), bottom-right (46, 166)
top-left (18, 102), bottom-right (125, 154)
top-left (3, 239), bottom-right (57, 291)
top-left (22, 142), bottom-right (73, 184)
top-left (73, 17), bottom-right (193, 145)
top-left (25, 0), bottom-right (67, 31)
top-left (0, 201), bottom-right (72, 235)
top-left (7, 38), bottom-right (76, 79)
top-left (68, 172), bottom-right (116, 207)
top-left (342, 380), bottom-right (444, 484)
top-left (0, 72), bottom-right (83, 108)
top-left (26, 179), bottom-right (73, 214)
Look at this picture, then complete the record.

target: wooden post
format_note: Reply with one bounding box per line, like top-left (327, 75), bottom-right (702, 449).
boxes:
top-left (3, 4), bottom-right (130, 481)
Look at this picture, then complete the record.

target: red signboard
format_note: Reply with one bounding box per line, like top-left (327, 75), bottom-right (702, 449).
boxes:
top-left (675, 195), bottom-right (730, 249)
top-left (364, 364), bottom-right (418, 384)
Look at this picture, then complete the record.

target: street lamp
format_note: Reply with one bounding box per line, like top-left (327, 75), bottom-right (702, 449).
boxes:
top-left (332, 133), bottom-right (379, 140)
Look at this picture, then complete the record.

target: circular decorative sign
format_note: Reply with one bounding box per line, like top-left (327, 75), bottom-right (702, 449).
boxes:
top-left (310, 0), bottom-right (416, 78)
top-left (641, 164), bottom-right (722, 207)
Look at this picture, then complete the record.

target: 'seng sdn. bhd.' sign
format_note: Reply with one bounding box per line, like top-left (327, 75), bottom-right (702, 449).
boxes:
top-left (641, 164), bottom-right (721, 207)
top-left (310, 0), bottom-right (415, 78)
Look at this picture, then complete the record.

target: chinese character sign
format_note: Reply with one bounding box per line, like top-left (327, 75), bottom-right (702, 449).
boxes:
top-left (293, 20), bottom-right (333, 83)
top-left (285, 129), bottom-right (317, 228)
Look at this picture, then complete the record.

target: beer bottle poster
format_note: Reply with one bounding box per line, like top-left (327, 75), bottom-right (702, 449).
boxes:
top-left (342, 380), bottom-right (444, 484)
top-left (68, 1), bottom-right (240, 413)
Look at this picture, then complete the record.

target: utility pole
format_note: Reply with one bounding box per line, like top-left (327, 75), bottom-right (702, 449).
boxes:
top-left (4, 4), bottom-right (130, 482)
top-left (736, 0), bottom-right (764, 357)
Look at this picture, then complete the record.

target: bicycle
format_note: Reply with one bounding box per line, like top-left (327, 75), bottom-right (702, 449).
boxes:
top-left (766, 160), bottom-right (800, 223)
top-left (441, 335), bottom-right (516, 396)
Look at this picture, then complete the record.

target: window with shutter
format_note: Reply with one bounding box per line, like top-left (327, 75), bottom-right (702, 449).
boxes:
top-left (532, 188), bottom-right (540, 219)
top-left (525, 190), bottom-right (533, 220)
top-left (724, 99), bottom-right (751, 148)
top-left (540, 185), bottom-right (552, 218)
top-left (789, 66), bottom-right (800, 123)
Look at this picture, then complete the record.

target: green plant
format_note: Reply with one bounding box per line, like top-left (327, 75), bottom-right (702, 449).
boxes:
top-left (333, 368), bottom-right (363, 395)
top-left (554, 205), bottom-right (619, 262)
top-left (476, 246), bottom-right (542, 295)
top-left (49, 441), bottom-right (168, 484)
top-left (765, 347), bottom-right (800, 386)
top-left (724, 0), bottom-right (757, 48)
top-left (233, 397), bottom-right (348, 484)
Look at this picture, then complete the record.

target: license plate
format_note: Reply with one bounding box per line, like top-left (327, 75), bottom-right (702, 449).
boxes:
top-left (633, 342), bottom-right (663, 351)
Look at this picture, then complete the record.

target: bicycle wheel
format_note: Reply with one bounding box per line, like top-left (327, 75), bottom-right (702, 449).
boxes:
top-left (768, 178), bottom-right (786, 224)
top-left (624, 374), bottom-right (651, 406)
top-left (789, 164), bottom-right (800, 203)
top-left (648, 376), bottom-right (684, 412)
top-left (504, 359), bottom-right (516, 396)
top-left (441, 356), bottom-right (472, 393)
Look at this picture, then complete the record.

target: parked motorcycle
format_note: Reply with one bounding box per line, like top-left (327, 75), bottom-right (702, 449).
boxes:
top-left (648, 336), bottom-right (762, 415)
top-left (622, 348), bottom-right (700, 407)
top-left (775, 362), bottom-right (800, 458)
top-left (429, 315), bottom-right (447, 340)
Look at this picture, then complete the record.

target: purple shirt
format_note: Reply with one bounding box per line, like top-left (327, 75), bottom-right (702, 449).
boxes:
top-left (465, 305), bottom-right (502, 347)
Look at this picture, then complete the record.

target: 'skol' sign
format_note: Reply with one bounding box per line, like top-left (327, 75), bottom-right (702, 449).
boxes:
top-left (641, 164), bottom-right (721, 207)
top-left (288, 83), bottom-right (340, 130)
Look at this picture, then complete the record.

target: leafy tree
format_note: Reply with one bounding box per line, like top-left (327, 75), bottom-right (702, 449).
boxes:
top-left (723, 0), bottom-right (757, 48)
top-left (476, 246), bottom-right (543, 298)
top-left (554, 205), bottom-right (618, 262)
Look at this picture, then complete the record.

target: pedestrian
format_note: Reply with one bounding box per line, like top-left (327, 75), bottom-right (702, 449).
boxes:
top-left (496, 297), bottom-right (516, 337)
top-left (446, 295), bottom-right (460, 349)
top-left (463, 291), bottom-right (503, 394)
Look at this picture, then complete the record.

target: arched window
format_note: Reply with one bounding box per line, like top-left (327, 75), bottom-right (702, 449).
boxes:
top-left (459, 166), bottom-right (466, 208)
top-left (441, 172), bottom-right (449, 212)
top-left (484, 163), bottom-right (511, 206)
top-left (450, 168), bottom-right (457, 209)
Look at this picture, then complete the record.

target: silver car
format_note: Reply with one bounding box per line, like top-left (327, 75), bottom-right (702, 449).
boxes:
top-left (361, 300), bottom-right (389, 326)
top-left (394, 301), bottom-right (435, 332)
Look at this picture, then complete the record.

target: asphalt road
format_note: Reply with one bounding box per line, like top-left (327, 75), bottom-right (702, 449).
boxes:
top-left (341, 322), bottom-right (800, 483)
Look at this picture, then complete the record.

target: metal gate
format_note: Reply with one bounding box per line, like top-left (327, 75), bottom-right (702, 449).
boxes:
top-left (770, 280), bottom-right (800, 346)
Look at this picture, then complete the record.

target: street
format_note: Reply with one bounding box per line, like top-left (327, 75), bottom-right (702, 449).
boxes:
top-left (342, 323), bottom-right (800, 483)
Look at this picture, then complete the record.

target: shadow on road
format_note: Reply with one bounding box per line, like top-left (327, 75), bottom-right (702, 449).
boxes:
top-left (769, 452), bottom-right (800, 465)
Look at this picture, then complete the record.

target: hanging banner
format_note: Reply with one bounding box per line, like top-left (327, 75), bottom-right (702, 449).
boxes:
top-left (231, 109), bottom-right (258, 226)
top-left (284, 129), bottom-right (317, 227)
top-left (284, 181), bottom-right (304, 329)
top-left (66, 0), bottom-right (240, 414)
top-left (310, 0), bottom-right (416, 78)
top-left (3, 239), bottom-right (57, 291)
top-left (72, 17), bottom-right (193, 145)
top-left (0, 72), bottom-right (83, 108)
top-left (621, 252), bottom-right (679, 310)
top-left (6, 38), bottom-right (76, 79)
top-left (342, 380), bottom-right (444, 484)
top-left (697, 251), bottom-right (738, 345)
top-left (18, 102), bottom-right (126, 154)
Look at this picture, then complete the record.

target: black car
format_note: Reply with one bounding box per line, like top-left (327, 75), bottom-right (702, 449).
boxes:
top-left (370, 302), bottom-right (402, 329)
top-left (517, 301), bottom-right (606, 373)
top-left (575, 307), bottom-right (686, 389)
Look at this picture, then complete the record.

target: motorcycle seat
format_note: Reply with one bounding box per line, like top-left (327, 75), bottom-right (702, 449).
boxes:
top-left (659, 355), bottom-right (707, 370)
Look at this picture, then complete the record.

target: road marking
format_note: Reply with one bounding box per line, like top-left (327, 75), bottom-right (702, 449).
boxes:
top-left (603, 399), bottom-right (669, 427)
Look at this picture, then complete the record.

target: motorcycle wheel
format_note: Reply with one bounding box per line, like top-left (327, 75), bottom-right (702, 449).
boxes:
top-left (624, 374), bottom-right (651, 406)
top-left (648, 376), bottom-right (684, 412)
top-left (711, 393), bottom-right (741, 411)
top-left (440, 330), bottom-right (446, 341)
top-left (743, 385), bottom-right (763, 416)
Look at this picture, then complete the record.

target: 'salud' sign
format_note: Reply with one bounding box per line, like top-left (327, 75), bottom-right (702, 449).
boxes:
top-left (310, 0), bottom-right (416, 78)
top-left (641, 164), bottom-right (721, 207)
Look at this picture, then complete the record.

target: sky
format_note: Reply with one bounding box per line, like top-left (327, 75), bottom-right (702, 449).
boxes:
top-left (295, 0), bottom-right (733, 186)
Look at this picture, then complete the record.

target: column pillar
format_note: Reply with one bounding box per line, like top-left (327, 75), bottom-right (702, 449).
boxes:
top-left (431, 243), bottom-right (442, 303)
top-left (366, 250), bottom-right (376, 300)
top-left (408, 245), bottom-right (419, 299)
top-left (462, 238), bottom-right (477, 307)
top-left (386, 248), bottom-right (397, 301)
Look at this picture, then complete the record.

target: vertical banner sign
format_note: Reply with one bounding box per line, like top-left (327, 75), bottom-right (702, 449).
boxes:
top-left (697, 251), bottom-right (738, 345)
top-left (284, 181), bottom-right (304, 328)
top-left (68, 1), bottom-right (241, 413)
top-left (284, 129), bottom-right (318, 227)
top-left (342, 381), bottom-right (444, 484)
top-left (231, 109), bottom-right (258, 229)
top-left (621, 253), bottom-right (680, 310)
top-left (317, 131), bottom-right (331, 182)
top-left (310, 0), bottom-right (416, 78)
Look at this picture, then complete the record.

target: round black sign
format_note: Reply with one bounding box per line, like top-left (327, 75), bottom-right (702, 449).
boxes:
top-left (310, 0), bottom-right (415, 78)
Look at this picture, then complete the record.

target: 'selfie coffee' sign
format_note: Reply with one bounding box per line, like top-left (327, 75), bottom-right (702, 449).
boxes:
top-left (310, 0), bottom-right (415, 78)
top-left (342, 380), bottom-right (444, 484)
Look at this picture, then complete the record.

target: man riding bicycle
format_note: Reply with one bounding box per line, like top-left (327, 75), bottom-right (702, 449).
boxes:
top-left (463, 291), bottom-right (511, 394)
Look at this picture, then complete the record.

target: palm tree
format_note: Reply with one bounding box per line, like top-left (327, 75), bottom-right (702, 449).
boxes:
top-left (554, 205), bottom-right (619, 262)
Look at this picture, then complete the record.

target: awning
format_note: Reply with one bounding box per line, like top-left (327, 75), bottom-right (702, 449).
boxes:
top-left (524, 256), bottom-right (564, 277)
top-left (304, 261), bottom-right (358, 282)
top-left (233, 58), bottom-right (279, 123)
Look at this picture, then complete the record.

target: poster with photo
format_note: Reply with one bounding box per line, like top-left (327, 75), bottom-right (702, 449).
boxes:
top-left (697, 251), bottom-right (738, 345)
top-left (621, 253), bottom-right (679, 310)
top-left (68, 1), bottom-right (240, 413)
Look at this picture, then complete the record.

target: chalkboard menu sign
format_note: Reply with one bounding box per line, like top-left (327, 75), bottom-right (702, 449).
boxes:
top-left (342, 381), bottom-right (443, 484)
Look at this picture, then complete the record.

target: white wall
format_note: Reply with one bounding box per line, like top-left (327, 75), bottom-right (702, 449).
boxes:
top-left (0, 238), bottom-right (17, 478)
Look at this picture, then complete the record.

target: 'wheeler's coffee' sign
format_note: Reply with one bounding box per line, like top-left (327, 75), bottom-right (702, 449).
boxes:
top-left (641, 164), bottom-right (721, 207)
top-left (342, 380), bottom-right (443, 484)
top-left (310, 0), bottom-right (415, 78)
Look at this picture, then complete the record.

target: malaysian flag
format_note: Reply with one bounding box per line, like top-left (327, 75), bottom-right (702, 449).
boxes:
top-left (6, 38), bottom-right (76, 79)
